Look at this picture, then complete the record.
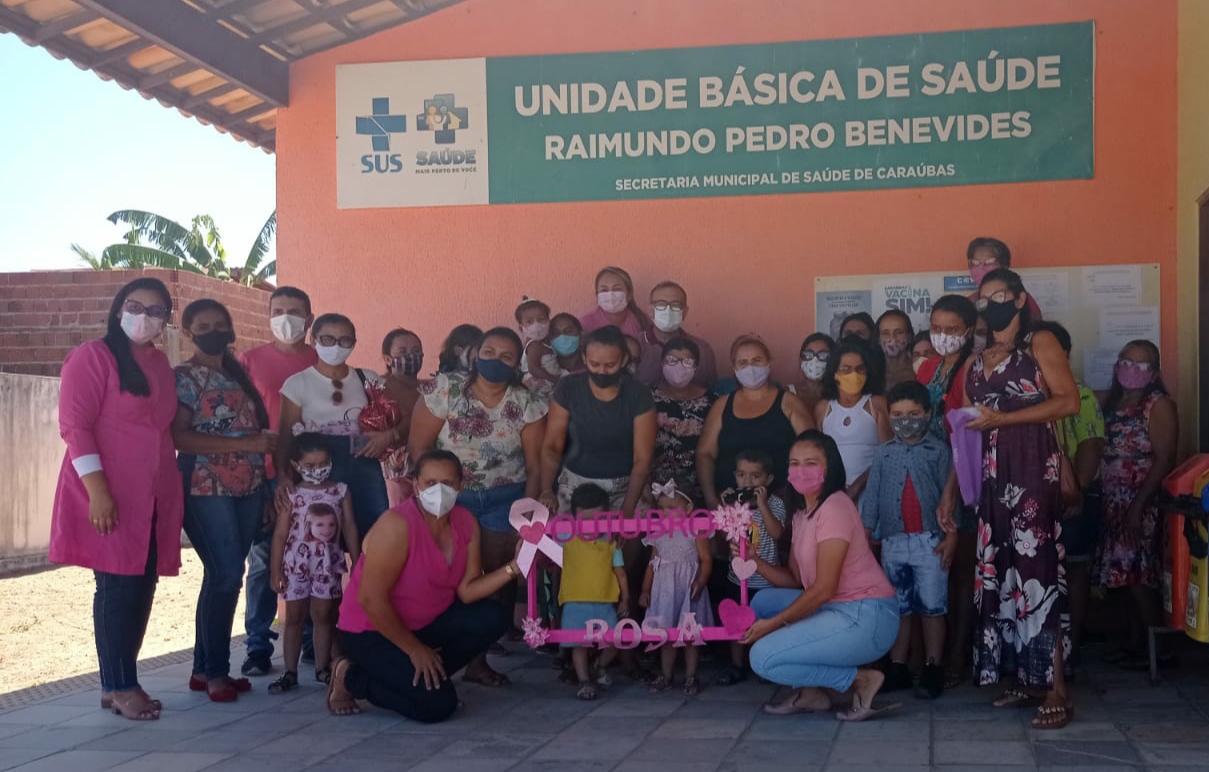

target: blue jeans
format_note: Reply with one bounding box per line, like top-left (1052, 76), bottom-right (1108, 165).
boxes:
top-left (881, 532), bottom-right (948, 617)
top-left (749, 589), bottom-right (899, 692)
top-left (94, 520), bottom-right (158, 692)
top-left (457, 481), bottom-right (527, 533)
top-left (184, 491), bottom-right (264, 678)
top-left (325, 435), bottom-right (389, 537)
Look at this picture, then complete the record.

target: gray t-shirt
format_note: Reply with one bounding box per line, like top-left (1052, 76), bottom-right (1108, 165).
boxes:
top-left (554, 373), bottom-right (654, 479)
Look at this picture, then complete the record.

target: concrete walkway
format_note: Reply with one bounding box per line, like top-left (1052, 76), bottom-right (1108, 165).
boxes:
top-left (2, 640), bottom-right (1209, 771)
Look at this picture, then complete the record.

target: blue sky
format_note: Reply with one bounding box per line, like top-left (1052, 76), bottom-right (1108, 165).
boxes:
top-left (0, 34), bottom-right (276, 274)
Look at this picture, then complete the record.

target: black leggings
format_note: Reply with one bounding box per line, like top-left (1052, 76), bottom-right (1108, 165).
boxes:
top-left (341, 600), bottom-right (509, 723)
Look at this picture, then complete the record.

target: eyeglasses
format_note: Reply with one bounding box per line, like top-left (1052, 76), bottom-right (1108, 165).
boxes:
top-left (974, 292), bottom-right (1015, 311)
top-left (1118, 360), bottom-right (1153, 372)
top-left (651, 301), bottom-right (685, 312)
top-left (968, 257), bottom-right (1001, 268)
top-left (316, 335), bottom-right (356, 348)
top-left (664, 355), bottom-right (696, 367)
top-left (124, 299), bottom-right (170, 320)
top-left (800, 350), bottom-right (831, 362)
top-left (330, 378), bottom-right (344, 405)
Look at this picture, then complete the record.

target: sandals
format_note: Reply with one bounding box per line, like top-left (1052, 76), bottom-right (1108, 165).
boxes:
top-left (268, 671), bottom-right (299, 695)
top-left (594, 668), bottom-right (613, 688)
top-left (992, 689), bottom-right (1040, 709)
top-left (108, 690), bottom-right (160, 721)
top-left (682, 676), bottom-right (701, 697)
top-left (326, 657), bottom-right (361, 716)
top-left (648, 675), bottom-right (672, 694)
top-left (714, 665), bottom-right (748, 686)
top-left (576, 681), bottom-right (599, 701)
top-left (315, 667), bottom-right (331, 685)
top-left (461, 667), bottom-right (512, 688)
top-left (101, 691), bottom-right (161, 712)
top-left (943, 668), bottom-right (967, 690)
top-left (1031, 703), bottom-right (1074, 730)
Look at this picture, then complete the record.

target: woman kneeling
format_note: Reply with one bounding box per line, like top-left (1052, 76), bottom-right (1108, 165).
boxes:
top-left (740, 430), bottom-right (900, 721)
top-left (327, 450), bottom-right (515, 723)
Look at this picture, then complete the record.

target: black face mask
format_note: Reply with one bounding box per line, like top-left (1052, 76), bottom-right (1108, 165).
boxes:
top-left (193, 330), bottom-right (234, 356)
top-left (981, 299), bottom-right (1019, 333)
top-left (589, 371), bottom-right (622, 388)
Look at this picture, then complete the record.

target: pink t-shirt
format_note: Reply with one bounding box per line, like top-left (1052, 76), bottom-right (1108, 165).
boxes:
top-left (239, 342), bottom-right (318, 432)
top-left (240, 342), bottom-right (317, 478)
top-left (792, 492), bottom-right (895, 604)
top-left (338, 497), bottom-right (475, 633)
top-left (579, 307), bottom-right (646, 338)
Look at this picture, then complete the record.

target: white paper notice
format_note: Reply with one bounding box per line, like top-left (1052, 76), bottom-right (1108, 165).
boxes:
top-left (1019, 271), bottom-right (1070, 318)
top-left (1082, 348), bottom-right (1120, 390)
top-left (1099, 306), bottom-right (1161, 351)
top-left (1082, 266), bottom-right (1141, 306)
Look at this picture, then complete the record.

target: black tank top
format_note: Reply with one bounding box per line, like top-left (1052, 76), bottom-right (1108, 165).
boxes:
top-left (715, 388), bottom-right (796, 492)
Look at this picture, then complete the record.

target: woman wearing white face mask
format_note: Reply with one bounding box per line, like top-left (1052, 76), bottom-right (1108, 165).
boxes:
top-left (327, 450), bottom-right (516, 722)
top-left (51, 278), bottom-right (183, 721)
top-left (579, 266), bottom-right (651, 339)
top-left (652, 337), bottom-right (715, 491)
top-left (697, 334), bottom-right (814, 509)
top-left (789, 333), bottom-right (836, 415)
top-left (278, 314), bottom-right (388, 538)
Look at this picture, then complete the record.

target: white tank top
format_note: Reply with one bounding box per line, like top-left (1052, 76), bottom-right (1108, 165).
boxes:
top-left (822, 394), bottom-right (880, 485)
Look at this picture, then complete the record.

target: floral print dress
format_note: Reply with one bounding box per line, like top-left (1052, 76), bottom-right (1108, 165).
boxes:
top-left (966, 345), bottom-right (1068, 689)
top-left (1093, 393), bottom-right (1163, 589)
top-left (652, 388), bottom-right (714, 491)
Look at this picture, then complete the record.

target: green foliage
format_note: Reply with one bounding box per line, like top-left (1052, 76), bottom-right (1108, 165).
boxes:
top-left (76, 210), bottom-right (277, 285)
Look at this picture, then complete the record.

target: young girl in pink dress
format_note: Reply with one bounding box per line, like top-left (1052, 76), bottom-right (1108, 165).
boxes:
top-left (270, 432), bottom-right (360, 691)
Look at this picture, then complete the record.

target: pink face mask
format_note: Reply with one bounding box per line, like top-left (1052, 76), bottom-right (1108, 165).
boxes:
top-left (788, 465), bottom-right (825, 496)
top-left (970, 264), bottom-right (995, 286)
top-left (1116, 361), bottom-right (1153, 390)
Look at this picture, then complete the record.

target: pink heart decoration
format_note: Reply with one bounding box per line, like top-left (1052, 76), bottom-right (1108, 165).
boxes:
top-left (519, 522), bottom-right (546, 545)
top-left (718, 599), bottom-right (756, 636)
top-left (731, 557), bottom-right (758, 582)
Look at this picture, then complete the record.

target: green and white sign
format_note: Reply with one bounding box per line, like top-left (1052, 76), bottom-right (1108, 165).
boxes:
top-left (336, 22), bottom-right (1094, 209)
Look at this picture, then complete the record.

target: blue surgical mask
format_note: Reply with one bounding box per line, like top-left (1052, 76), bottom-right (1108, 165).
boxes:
top-left (551, 334), bottom-right (580, 356)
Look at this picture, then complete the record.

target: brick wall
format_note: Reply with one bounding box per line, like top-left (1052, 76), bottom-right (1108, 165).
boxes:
top-left (0, 269), bottom-right (272, 376)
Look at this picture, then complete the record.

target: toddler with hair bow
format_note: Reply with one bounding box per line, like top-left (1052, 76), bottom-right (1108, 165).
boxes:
top-left (639, 478), bottom-right (714, 696)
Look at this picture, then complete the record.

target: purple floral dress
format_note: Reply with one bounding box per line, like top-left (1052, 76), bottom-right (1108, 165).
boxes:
top-left (1093, 393), bottom-right (1163, 590)
top-left (966, 345), bottom-right (1069, 689)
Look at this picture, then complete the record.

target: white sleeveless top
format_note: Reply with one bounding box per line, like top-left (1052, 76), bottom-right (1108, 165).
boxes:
top-left (822, 394), bottom-right (880, 485)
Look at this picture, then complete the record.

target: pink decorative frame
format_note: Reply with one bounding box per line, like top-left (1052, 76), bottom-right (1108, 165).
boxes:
top-left (509, 498), bottom-right (756, 648)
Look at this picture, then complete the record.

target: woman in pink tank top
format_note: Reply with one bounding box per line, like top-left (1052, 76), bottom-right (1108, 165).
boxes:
top-left (327, 450), bottom-right (518, 723)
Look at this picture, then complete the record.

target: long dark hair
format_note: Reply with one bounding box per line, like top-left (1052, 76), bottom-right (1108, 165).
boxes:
top-left (782, 430), bottom-right (848, 520)
top-left (182, 299), bottom-right (269, 429)
top-left (821, 340), bottom-right (882, 400)
top-left (799, 332), bottom-right (836, 358)
top-left (979, 268), bottom-right (1034, 349)
top-left (103, 277), bottom-right (173, 396)
top-left (438, 324), bottom-right (483, 374)
top-left (1104, 339), bottom-right (1169, 414)
top-left (929, 294), bottom-right (978, 395)
top-left (594, 266), bottom-right (652, 332)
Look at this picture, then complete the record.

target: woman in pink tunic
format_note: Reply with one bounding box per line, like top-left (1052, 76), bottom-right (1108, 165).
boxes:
top-left (50, 277), bottom-right (184, 721)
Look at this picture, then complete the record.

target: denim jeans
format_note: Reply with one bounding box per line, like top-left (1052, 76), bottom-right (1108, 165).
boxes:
top-left (94, 521), bottom-right (159, 692)
top-left (184, 491), bottom-right (264, 678)
top-left (341, 600), bottom-right (509, 723)
top-left (325, 435), bottom-right (389, 537)
top-left (244, 526), bottom-right (279, 657)
top-left (749, 589), bottom-right (899, 692)
top-left (457, 481), bottom-right (527, 533)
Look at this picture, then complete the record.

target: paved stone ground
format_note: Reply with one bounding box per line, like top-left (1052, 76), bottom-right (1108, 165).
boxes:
top-left (3, 637), bottom-right (1209, 772)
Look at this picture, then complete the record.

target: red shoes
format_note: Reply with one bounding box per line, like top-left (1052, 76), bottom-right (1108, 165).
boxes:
top-left (189, 674), bottom-right (253, 701)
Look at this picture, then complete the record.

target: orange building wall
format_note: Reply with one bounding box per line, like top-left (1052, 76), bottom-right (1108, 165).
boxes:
top-left (277, 0), bottom-right (1178, 386)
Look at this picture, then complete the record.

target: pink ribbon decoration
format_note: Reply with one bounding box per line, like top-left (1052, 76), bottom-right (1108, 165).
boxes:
top-left (508, 497), bottom-right (563, 577)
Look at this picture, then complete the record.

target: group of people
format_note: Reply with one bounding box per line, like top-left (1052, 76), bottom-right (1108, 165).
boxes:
top-left (49, 238), bottom-right (1177, 732)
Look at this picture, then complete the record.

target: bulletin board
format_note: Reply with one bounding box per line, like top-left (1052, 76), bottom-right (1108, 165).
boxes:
top-left (814, 264), bottom-right (1161, 390)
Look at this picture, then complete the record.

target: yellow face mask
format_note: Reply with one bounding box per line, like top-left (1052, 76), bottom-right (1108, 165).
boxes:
top-left (835, 372), bottom-right (867, 396)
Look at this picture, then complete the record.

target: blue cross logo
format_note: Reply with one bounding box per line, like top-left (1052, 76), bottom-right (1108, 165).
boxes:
top-left (356, 98), bottom-right (407, 152)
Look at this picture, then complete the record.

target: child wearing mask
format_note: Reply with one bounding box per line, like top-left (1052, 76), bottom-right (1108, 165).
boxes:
top-left (560, 483), bottom-right (630, 700)
top-left (517, 298), bottom-right (561, 397)
top-left (860, 381), bottom-right (955, 699)
top-left (714, 449), bottom-right (788, 687)
top-left (270, 432), bottom-right (360, 693)
top-left (549, 313), bottom-right (585, 377)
